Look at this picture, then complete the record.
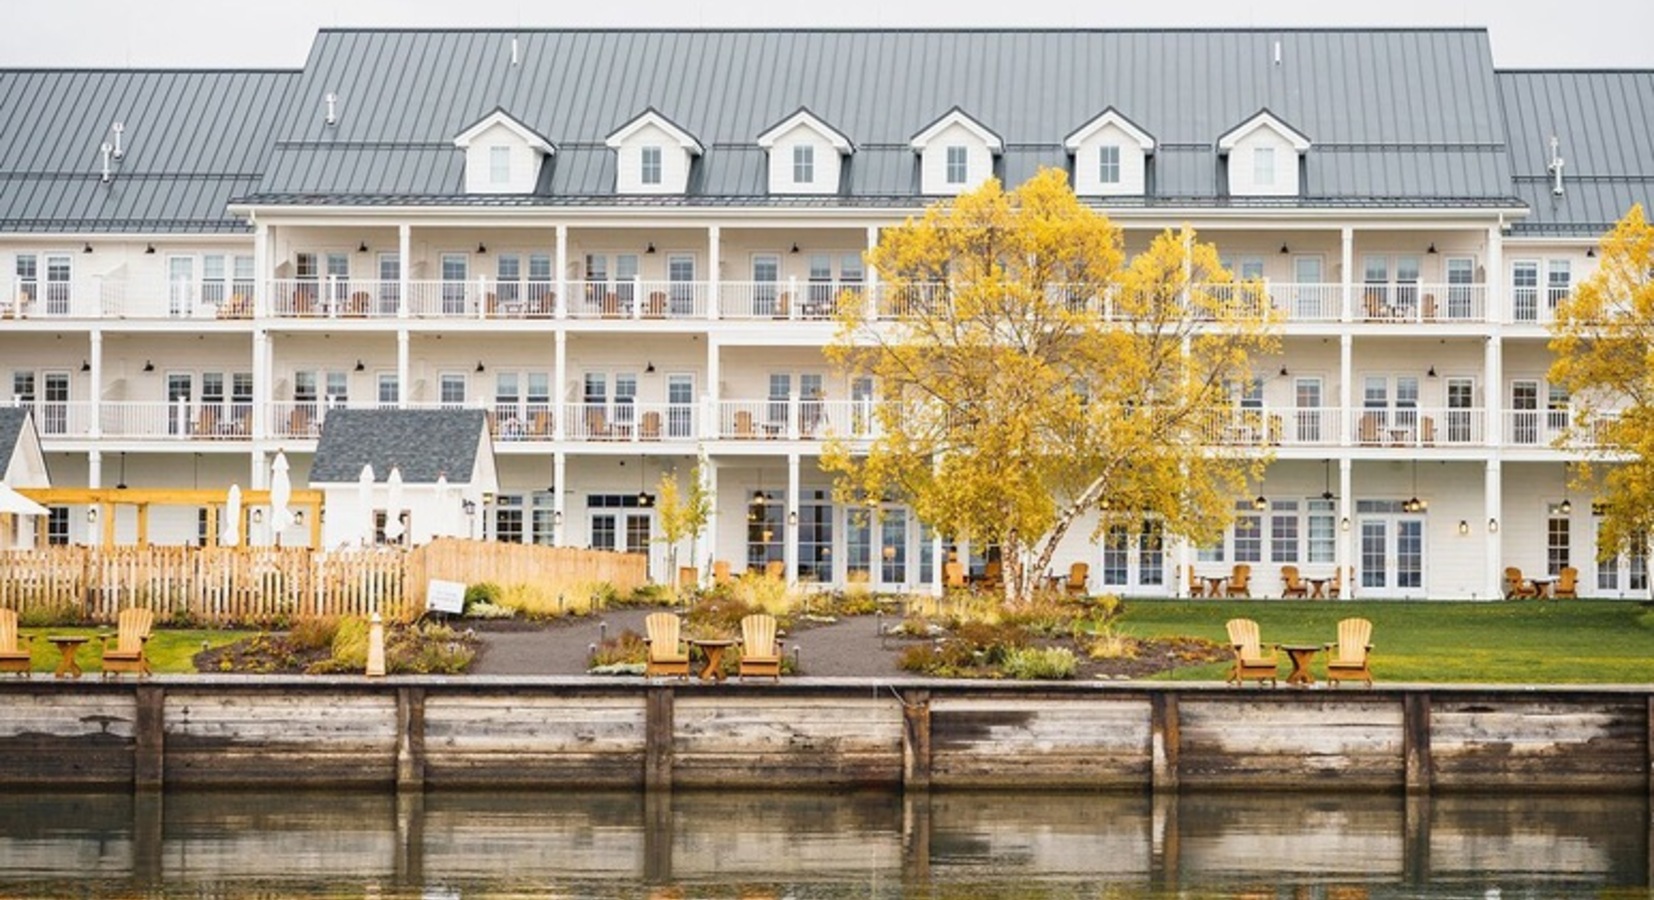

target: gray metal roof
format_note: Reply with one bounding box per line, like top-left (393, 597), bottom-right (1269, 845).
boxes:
top-left (0, 69), bottom-right (298, 233)
top-left (247, 28), bottom-right (1518, 206)
top-left (309, 408), bottom-right (490, 485)
top-left (0, 408), bottom-right (28, 470)
top-left (1498, 70), bottom-right (1654, 235)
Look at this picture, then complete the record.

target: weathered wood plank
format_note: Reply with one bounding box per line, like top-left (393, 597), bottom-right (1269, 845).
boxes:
top-left (671, 695), bottom-right (904, 787)
top-left (162, 690), bottom-right (398, 786)
top-left (1431, 697), bottom-right (1646, 790)
top-left (421, 693), bottom-right (650, 788)
top-left (0, 692), bottom-right (137, 786)
top-left (1179, 696), bottom-right (1405, 789)
top-left (929, 696), bottom-right (1154, 788)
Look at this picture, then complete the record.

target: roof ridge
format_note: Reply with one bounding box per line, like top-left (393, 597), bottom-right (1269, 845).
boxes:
top-left (314, 26), bottom-right (1492, 35)
top-left (0, 67), bottom-right (300, 74)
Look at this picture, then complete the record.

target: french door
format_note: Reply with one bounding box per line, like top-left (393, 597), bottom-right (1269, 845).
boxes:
top-left (1099, 519), bottom-right (1166, 594)
top-left (1357, 502), bottom-right (1426, 597)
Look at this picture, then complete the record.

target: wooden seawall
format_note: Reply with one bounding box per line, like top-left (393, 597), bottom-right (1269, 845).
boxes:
top-left (3, 678), bottom-right (1651, 793)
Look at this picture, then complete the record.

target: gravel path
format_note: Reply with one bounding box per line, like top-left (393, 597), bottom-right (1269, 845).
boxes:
top-left (468, 608), bottom-right (918, 678)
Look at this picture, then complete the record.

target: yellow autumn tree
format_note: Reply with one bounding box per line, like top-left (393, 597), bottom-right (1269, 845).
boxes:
top-left (1549, 204), bottom-right (1654, 558)
top-left (824, 168), bottom-right (1279, 602)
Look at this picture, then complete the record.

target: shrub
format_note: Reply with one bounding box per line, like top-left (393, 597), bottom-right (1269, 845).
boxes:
top-left (729, 572), bottom-right (796, 616)
top-left (1001, 646), bottom-right (1078, 680)
top-left (464, 601), bottom-right (517, 620)
top-left (589, 630), bottom-right (648, 668)
top-left (624, 583), bottom-right (674, 606)
top-left (464, 582), bottom-right (501, 614)
top-left (326, 616), bottom-right (371, 670)
top-left (288, 616), bottom-right (341, 652)
top-left (1084, 626), bottom-right (1140, 661)
top-left (18, 603), bottom-right (81, 628)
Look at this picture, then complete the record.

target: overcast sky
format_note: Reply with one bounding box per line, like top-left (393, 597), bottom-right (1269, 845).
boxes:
top-left (2, 0), bottom-right (1649, 68)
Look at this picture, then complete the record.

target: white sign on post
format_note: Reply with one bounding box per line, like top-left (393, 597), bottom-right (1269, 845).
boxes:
top-left (427, 579), bottom-right (467, 615)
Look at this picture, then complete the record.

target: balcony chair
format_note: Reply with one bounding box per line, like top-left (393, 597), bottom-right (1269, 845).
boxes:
top-left (585, 407), bottom-right (613, 440)
top-left (639, 411), bottom-right (662, 441)
top-left (526, 290), bottom-right (554, 318)
top-left (643, 612), bottom-right (690, 679)
top-left (1359, 412), bottom-right (1382, 445)
top-left (1421, 293), bottom-right (1439, 321)
top-left (1064, 562), bottom-right (1089, 596)
top-left (733, 410), bottom-right (757, 439)
top-left (738, 614), bottom-right (783, 681)
top-left (1325, 617), bottom-right (1375, 688)
top-left (0, 609), bottom-right (32, 677)
top-left (1187, 564), bottom-right (1206, 598)
top-left (644, 291), bottom-right (667, 318)
top-left (100, 607), bottom-right (154, 679)
top-left (530, 410), bottom-right (553, 437)
top-left (1280, 565), bottom-right (1308, 599)
top-left (1503, 567), bottom-right (1539, 600)
top-left (1226, 564), bottom-right (1252, 598)
top-left (601, 292), bottom-right (623, 318)
top-left (774, 292), bottom-right (793, 319)
top-left (1554, 566), bottom-right (1579, 599)
top-left (1420, 416), bottom-right (1437, 446)
top-left (1225, 618), bottom-right (1278, 687)
top-left (348, 291), bottom-right (371, 316)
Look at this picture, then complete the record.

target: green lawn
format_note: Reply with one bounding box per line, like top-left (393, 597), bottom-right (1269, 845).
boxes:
top-left (1116, 599), bottom-right (1654, 683)
top-left (15, 627), bottom-right (250, 677)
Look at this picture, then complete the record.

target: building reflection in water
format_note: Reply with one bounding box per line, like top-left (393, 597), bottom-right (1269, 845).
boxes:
top-left (0, 790), bottom-right (1646, 897)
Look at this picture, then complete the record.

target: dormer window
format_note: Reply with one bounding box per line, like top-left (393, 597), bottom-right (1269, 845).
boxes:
top-left (1217, 110), bottom-right (1311, 199)
top-left (945, 146), bottom-right (968, 185)
top-left (1253, 147), bottom-right (1276, 187)
top-left (641, 146), bottom-right (663, 185)
top-left (793, 144), bottom-right (814, 185)
top-left (1098, 146), bottom-right (1121, 185)
top-left (489, 146), bottom-right (511, 185)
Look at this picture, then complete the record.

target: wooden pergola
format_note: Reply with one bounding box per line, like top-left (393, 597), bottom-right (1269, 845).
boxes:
top-left (15, 487), bottom-right (325, 549)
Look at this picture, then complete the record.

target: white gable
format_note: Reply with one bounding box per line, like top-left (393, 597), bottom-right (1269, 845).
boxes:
top-left (910, 109), bottom-right (1002, 197)
top-left (606, 110), bottom-right (703, 196)
top-left (1218, 111), bottom-right (1311, 199)
top-left (757, 111), bottom-right (852, 197)
top-left (1064, 109), bottom-right (1156, 198)
top-left (452, 109), bottom-right (554, 196)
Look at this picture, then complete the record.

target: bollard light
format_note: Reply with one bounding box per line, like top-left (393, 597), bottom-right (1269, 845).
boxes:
top-left (365, 612), bottom-right (387, 678)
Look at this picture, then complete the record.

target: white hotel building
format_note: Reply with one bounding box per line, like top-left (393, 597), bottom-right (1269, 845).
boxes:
top-left (2, 28), bottom-right (1650, 600)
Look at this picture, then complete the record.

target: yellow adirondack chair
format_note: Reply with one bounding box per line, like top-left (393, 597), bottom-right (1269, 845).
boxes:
top-left (1225, 618), bottom-right (1278, 687)
top-left (738, 614), bottom-right (783, 681)
top-left (1504, 567), bottom-right (1538, 600)
top-left (1280, 565), bottom-right (1308, 599)
top-left (1325, 617), bottom-right (1375, 688)
top-left (1226, 564), bottom-right (1253, 598)
top-left (100, 608), bottom-right (154, 679)
top-left (0, 608), bottom-right (32, 677)
top-left (712, 560), bottom-right (732, 587)
top-left (1064, 562), bottom-right (1089, 596)
top-left (643, 612), bottom-right (690, 679)
top-left (1554, 566), bottom-right (1579, 599)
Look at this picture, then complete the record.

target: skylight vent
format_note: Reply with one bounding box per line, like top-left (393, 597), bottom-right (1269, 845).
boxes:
top-left (1547, 135), bottom-right (1566, 197)
top-left (110, 121), bottom-right (125, 160)
top-left (325, 92), bottom-right (338, 127)
top-left (511, 37), bottom-right (520, 66)
top-left (99, 141), bottom-right (112, 184)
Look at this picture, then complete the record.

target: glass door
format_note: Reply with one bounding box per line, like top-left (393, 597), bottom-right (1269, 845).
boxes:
top-left (1100, 519), bottom-right (1166, 594)
top-left (377, 252), bottom-right (400, 314)
top-left (1292, 255), bottom-right (1323, 318)
top-left (441, 254), bottom-right (468, 315)
top-left (1446, 377), bottom-right (1476, 443)
top-left (1357, 503), bottom-right (1426, 597)
top-left (44, 255), bottom-right (71, 316)
top-left (168, 256), bottom-right (196, 317)
top-left (667, 374), bottom-right (695, 438)
top-left (42, 372), bottom-right (69, 435)
top-left (1294, 377), bottom-right (1323, 444)
top-left (166, 372), bottom-right (193, 436)
top-left (1446, 257), bottom-right (1476, 319)
top-left (878, 508), bottom-right (909, 589)
top-left (667, 254), bottom-right (695, 315)
top-left (1510, 380), bottom-right (1539, 445)
top-left (753, 255), bottom-right (780, 317)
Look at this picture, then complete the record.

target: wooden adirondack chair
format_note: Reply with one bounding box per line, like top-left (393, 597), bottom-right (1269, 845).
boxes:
top-left (1225, 618), bottom-right (1278, 687)
top-left (1064, 562), bottom-right (1089, 596)
top-left (0, 608), bottom-right (32, 677)
top-left (738, 614), bottom-right (783, 681)
top-left (944, 561), bottom-right (965, 590)
top-left (643, 612), bottom-right (690, 678)
top-left (1325, 617), bottom-right (1375, 688)
top-left (712, 560), bottom-right (732, 586)
top-left (764, 559), bottom-right (785, 581)
top-left (1329, 565), bottom-right (1351, 598)
top-left (100, 608), bottom-right (154, 679)
top-left (1280, 565), bottom-right (1308, 599)
top-left (1554, 566), bottom-right (1579, 599)
top-left (1226, 564), bottom-right (1253, 597)
top-left (1504, 567), bottom-right (1538, 599)
top-left (1187, 564), bottom-right (1207, 598)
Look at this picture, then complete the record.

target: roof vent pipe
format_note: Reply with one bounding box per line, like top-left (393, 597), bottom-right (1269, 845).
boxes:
top-left (99, 142), bottom-right (113, 183)
top-left (1547, 134), bottom-right (1565, 197)
top-left (325, 92), bottom-right (338, 127)
top-left (1273, 41), bottom-right (1282, 66)
top-left (511, 37), bottom-right (519, 66)
top-left (111, 122), bottom-right (125, 161)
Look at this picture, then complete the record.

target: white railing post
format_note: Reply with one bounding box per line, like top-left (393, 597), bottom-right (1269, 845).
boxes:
top-left (788, 276), bottom-right (800, 321)
top-left (632, 276), bottom-right (643, 320)
top-left (788, 391), bottom-right (800, 441)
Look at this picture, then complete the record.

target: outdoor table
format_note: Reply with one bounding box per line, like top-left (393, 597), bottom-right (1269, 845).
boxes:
top-left (1530, 578), bottom-right (1553, 599)
top-left (47, 635), bottom-right (89, 679)
top-left (689, 639), bottom-right (737, 682)
top-left (1307, 578), bottom-right (1330, 599)
top-left (1203, 576), bottom-right (1227, 597)
top-left (1277, 644), bottom-right (1322, 687)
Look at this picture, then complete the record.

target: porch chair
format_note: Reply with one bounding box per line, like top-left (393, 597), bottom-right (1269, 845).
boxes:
top-left (1187, 564), bottom-right (1206, 599)
top-left (1554, 565), bottom-right (1579, 599)
top-left (734, 410), bottom-right (757, 439)
top-left (639, 411), bottom-right (662, 441)
top-left (1325, 617), bottom-right (1375, 688)
top-left (1359, 412), bottom-right (1383, 445)
top-left (1226, 564), bottom-right (1252, 598)
top-left (585, 407), bottom-right (613, 440)
top-left (1503, 567), bottom-right (1539, 600)
top-left (738, 614), bottom-right (783, 681)
top-left (1064, 562), bottom-right (1089, 597)
top-left (944, 561), bottom-right (965, 590)
top-left (1225, 618), bottom-right (1279, 687)
top-left (1329, 565), bottom-right (1352, 599)
top-left (764, 559), bottom-right (785, 581)
top-left (712, 560), bottom-right (732, 587)
top-left (644, 291), bottom-right (667, 318)
top-left (1280, 565), bottom-right (1308, 599)
top-left (0, 609), bottom-right (32, 677)
top-left (643, 612), bottom-right (690, 679)
top-left (100, 607), bottom-right (154, 679)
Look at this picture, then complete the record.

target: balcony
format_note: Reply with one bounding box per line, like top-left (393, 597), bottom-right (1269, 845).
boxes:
top-left (1350, 408), bottom-right (1486, 448)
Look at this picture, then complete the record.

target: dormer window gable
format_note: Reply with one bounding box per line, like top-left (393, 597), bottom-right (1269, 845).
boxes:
top-left (452, 107), bottom-right (556, 195)
top-left (756, 108), bottom-right (853, 196)
top-left (1217, 109), bottom-right (1311, 198)
top-left (605, 108), bottom-right (704, 195)
top-left (909, 107), bottom-right (1003, 196)
top-left (1063, 107), bottom-right (1156, 198)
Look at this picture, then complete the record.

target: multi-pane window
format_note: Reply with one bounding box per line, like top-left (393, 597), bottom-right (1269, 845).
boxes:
top-left (1512, 260), bottom-right (1540, 322)
top-left (377, 374), bottom-right (399, 406)
top-left (1098, 145), bottom-right (1121, 184)
top-left (493, 495), bottom-right (524, 545)
top-left (530, 491), bottom-right (556, 546)
top-left (747, 493), bottom-right (784, 570)
top-left (945, 145), bottom-right (968, 184)
top-left (489, 145), bottom-right (511, 184)
top-left (1307, 499), bottom-right (1337, 564)
top-left (1547, 504), bottom-right (1570, 576)
top-left (792, 143), bottom-right (814, 184)
top-left (1546, 260), bottom-right (1571, 311)
top-left (798, 491), bottom-right (834, 582)
top-left (47, 507), bottom-right (68, 545)
top-left (14, 254), bottom-right (37, 303)
top-left (439, 373), bottom-right (466, 407)
top-left (1253, 146), bottom-right (1276, 185)
top-left (1233, 501), bottom-right (1263, 562)
top-left (640, 146), bottom-right (663, 185)
top-left (1270, 500), bottom-right (1300, 563)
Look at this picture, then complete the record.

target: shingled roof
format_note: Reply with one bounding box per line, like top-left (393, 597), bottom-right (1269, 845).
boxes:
top-left (308, 408), bottom-right (490, 485)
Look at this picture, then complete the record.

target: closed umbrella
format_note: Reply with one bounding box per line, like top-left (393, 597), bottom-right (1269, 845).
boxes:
top-left (433, 473), bottom-right (449, 537)
top-left (222, 484), bottom-right (241, 547)
top-left (0, 482), bottom-right (48, 517)
top-left (383, 465), bottom-right (405, 543)
top-left (269, 451), bottom-right (294, 539)
top-left (358, 464), bottom-right (375, 546)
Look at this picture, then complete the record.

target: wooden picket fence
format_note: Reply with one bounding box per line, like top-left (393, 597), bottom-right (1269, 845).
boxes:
top-left (0, 540), bottom-right (646, 626)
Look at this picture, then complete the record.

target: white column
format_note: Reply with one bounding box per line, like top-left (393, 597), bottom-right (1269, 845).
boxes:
top-left (786, 452), bottom-right (800, 586)
top-left (1485, 458), bottom-right (1503, 601)
top-left (865, 226), bottom-right (880, 319)
top-left (88, 331), bottom-right (103, 439)
top-left (1338, 456), bottom-right (1353, 596)
top-left (707, 225), bottom-right (721, 320)
top-left (397, 224), bottom-right (411, 319)
top-left (251, 329), bottom-right (269, 440)
top-left (707, 336), bottom-right (721, 436)
top-left (554, 330), bottom-right (567, 441)
top-left (251, 450), bottom-right (268, 490)
top-left (1486, 224), bottom-right (1504, 325)
top-left (553, 451), bottom-right (567, 547)
top-left (1339, 226), bottom-right (1354, 323)
top-left (554, 224), bottom-right (568, 319)
top-left (88, 449), bottom-right (102, 489)
top-left (1339, 334), bottom-right (1353, 445)
top-left (254, 221), bottom-right (271, 318)
top-left (85, 449), bottom-right (102, 545)
top-left (396, 330), bottom-right (410, 409)
top-left (704, 457), bottom-right (720, 577)
top-left (1486, 224), bottom-right (1505, 447)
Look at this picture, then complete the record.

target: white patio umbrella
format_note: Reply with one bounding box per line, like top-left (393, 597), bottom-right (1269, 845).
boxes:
top-left (383, 465), bottom-right (405, 543)
top-left (221, 484), bottom-right (242, 547)
top-left (357, 464), bottom-right (375, 546)
top-left (432, 473), bottom-right (449, 537)
top-left (269, 450), bottom-right (295, 539)
top-left (0, 482), bottom-right (48, 517)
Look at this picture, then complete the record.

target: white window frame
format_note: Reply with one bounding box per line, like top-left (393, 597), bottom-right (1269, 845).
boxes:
top-left (1098, 144), bottom-right (1121, 185)
top-left (489, 145), bottom-right (511, 185)
top-left (945, 145), bottom-right (968, 185)
top-left (792, 143), bottom-right (814, 185)
top-left (1253, 146), bottom-right (1276, 186)
top-left (640, 145), bottom-right (663, 186)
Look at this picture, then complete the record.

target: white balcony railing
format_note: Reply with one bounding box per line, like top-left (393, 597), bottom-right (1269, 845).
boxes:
top-left (1352, 407), bottom-right (1485, 447)
top-left (716, 398), bottom-right (876, 440)
top-left (563, 402), bottom-right (699, 441)
top-left (565, 280), bottom-right (708, 319)
top-left (3, 278), bottom-right (124, 319)
top-left (1191, 407), bottom-right (1340, 447)
top-left (1356, 283), bottom-right (1488, 323)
